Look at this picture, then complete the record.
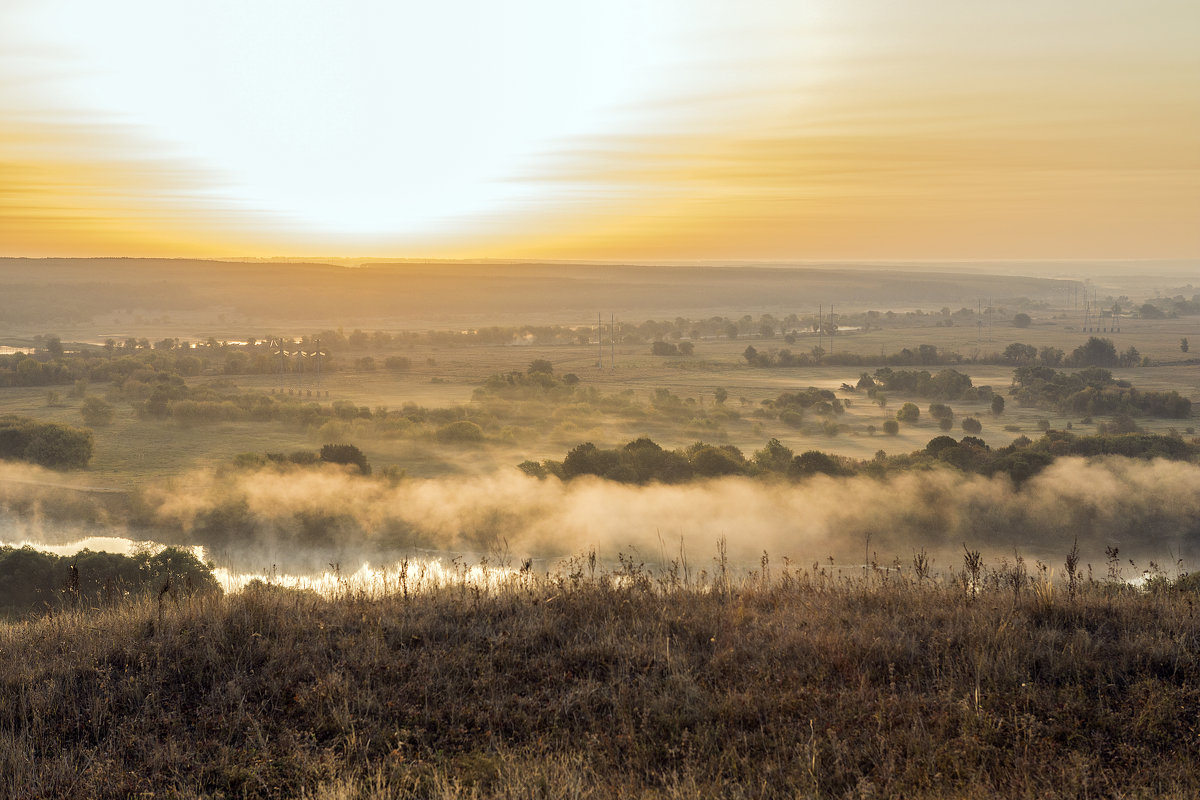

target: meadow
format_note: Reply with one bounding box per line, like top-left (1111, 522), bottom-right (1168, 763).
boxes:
top-left (2, 261), bottom-right (1199, 797)
top-left (5, 549), bottom-right (1200, 799)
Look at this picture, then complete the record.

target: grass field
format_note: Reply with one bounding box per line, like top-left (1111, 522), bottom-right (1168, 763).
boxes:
top-left (5, 554), bottom-right (1200, 799)
top-left (2, 309), bottom-right (1196, 489)
top-left (2, 265), bottom-right (1200, 797)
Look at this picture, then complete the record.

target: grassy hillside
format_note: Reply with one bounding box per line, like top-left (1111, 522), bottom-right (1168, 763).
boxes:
top-left (4, 555), bottom-right (1200, 798)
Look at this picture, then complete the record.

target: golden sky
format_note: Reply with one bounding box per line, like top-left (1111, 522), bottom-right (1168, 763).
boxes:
top-left (2, 0), bottom-right (1197, 260)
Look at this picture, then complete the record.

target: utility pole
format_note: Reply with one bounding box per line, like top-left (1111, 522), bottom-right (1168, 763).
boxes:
top-left (829, 304), bottom-right (834, 360)
top-left (610, 313), bottom-right (615, 370)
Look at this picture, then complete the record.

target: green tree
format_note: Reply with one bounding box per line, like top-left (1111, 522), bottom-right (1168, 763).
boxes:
top-left (81, 396), bottom-right (115, 426)
top-left (1003, 343), bottom-right (1038, 364)
top-left (961, 417), bottom-right (983, 434)
top-left (790, 450), bottom-right (849, 478)
top-left (1012, 313), bottom-right (1032, 328)
top-left (651, 341), bottom-right (679, 356)
top-left (991, 395), bottom-right (1005, 417)
top-left (753, 438), bottom-right (794, 472)
top-left (713, 387), bottom-right (728, 404)
top-left (319, 443), bottom-right (371, 474)
top-left (896, 403), bottom-right (920, 423)
top-left (1039, 346), bottom-right (1064, 366)
top-left (1070, 337), bottom-right (1118, 368)
top-left (882, 419), bottom-right (900, 435)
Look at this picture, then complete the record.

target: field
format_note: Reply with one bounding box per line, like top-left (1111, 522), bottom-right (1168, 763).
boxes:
top-left (2, 260), bottom-right (1200, 797)
top-left (6, 555), bottom-right (1200, 799)
top-left (1, 300), bottom-right (1196, 485)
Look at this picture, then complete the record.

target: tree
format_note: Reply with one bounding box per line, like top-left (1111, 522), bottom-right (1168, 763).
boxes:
top-left (713, 387), bottom-right (728, 404)
top-left (1070, 337), bottom-right (1118, 368)
top-left (1012, 313), bottom-right (1032, 328)
top-left (1039, 346), bottom-right (1064, 366)
top-left (882, 419), bottom-right (900, 435)
top-left (81, 397), bottom-right (115, 426)
top-left (1003, 343), bottom-right (1038, 364)
top-left (742, 345), bottom-right (758, 364)
top-left (1118, 346), bottom-right (1141, 368)
top-left (561, 442), bottom-right (619, 479)
top-left (790, 450), bottom-right (848, 478)
top-left (319, 443), bottom-right (371, 474)
top-left (753, 438), bottom-right (794, 472)
top-left (928, 403), bottom-right (953, 421)
top-left (651, 341), bottom-right (679, 356)
top-left (896, 403), bottom-right (920, 423)
top-left (1182, 338), bottom-right (1189, 353)
top-left (435, 421), bottom-right (485, 444)
top-left (677, 341), bottom-right (694, 356)
top-left (991, 395), bottom-right (1005, 417)
top-left (527, 359), bottom-right (554, 375)
top-left (0, 418), bottom-right (93, 469)
top-left (961, 417), bottom-right (983, 434)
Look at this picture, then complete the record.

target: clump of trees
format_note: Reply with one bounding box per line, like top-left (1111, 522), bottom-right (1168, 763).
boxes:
top-left (651, 341), bottom-right (694, 357)
top-left (1012, 366), bottom-right (1191, 418)
top-left (521, 437), bottom-right (855, 484)
top-left (868, 368), bottom-right (987, 402)
top-left (522, 430), bottom-right (1200, 488)
top-left (0, 416), bottom-right (93, 469)
top-left (0, 545), bottom-right (219, 616)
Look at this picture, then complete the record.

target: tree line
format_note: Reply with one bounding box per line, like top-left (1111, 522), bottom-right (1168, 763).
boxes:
top-left (520, 430), bottom-right (1199, 488)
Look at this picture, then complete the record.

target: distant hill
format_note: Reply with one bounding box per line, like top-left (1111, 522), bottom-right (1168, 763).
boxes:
top-left (0, 258), bottom-right (1073, 327)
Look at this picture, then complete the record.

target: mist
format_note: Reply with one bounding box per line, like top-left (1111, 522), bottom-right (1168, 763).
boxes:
top-left (127, 457), bottom-right (1200, 574)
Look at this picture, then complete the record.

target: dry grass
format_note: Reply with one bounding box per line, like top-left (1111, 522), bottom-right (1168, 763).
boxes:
top-left (3, 554), bottom-right (1200, 799)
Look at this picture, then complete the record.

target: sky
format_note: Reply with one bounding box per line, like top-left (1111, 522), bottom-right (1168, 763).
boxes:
top-left (2, 0), bottom-right (1197, 261)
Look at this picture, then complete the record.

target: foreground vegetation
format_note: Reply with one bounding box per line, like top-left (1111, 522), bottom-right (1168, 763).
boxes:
top-left (5, 552), bottom-right (1200, 798)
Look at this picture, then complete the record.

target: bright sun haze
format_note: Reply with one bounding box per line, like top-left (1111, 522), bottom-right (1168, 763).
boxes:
top-left (1, 0), bottom-right (1196, 259)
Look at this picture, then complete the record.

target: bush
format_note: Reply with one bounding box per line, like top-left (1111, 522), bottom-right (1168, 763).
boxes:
top-left (961, 417), bottom-right (983, 434)
top-left (384, 356), bottom-right (412, 371)
top-left (435, 420), bottom-right (485, 444)
top-left (896, 403), bottom-right (920, 423)
top-left (319, 443), bottom-right (371, 474)
top-left (80, 396), bottom-right (115, 426)
top-left (882, 419), bottom-right (900, 435)
top-left (651, 341), bottom-right (680, 356)
top-left (0, 417), bottom-right (93, 469)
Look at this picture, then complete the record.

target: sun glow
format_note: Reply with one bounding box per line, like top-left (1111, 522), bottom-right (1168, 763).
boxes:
top-left (1, 0), bottom-right (1196, 259)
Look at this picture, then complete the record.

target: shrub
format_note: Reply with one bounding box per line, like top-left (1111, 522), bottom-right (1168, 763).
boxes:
top-left (81, 396), bottom-right (115, 426)
top-left (896, 403), bottom-right (920, 423)
top-left (319, 443), bottom-right (371, 474)
top-left (435, 420), bottom-right (485, 444)
top-left (0, 417), bottom-right (93, 469)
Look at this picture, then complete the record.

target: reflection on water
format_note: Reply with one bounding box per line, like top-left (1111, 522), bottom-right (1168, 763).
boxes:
top-left (2, 533), bottom-right (517, 598)
top-left (212, 557), bottom-right (516, 596)
top-left (2, 536), bottom-right (141, 556)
